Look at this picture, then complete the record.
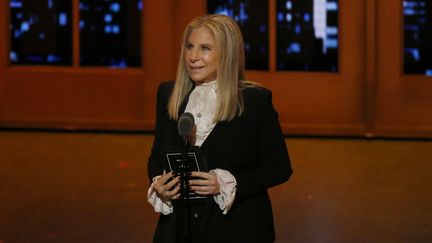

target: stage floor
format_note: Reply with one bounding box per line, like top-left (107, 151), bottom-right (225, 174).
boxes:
top-left (1, 131), bottom-right (431, 243)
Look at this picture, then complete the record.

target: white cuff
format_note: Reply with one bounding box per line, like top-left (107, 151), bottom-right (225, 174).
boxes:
top-left (147, 176), bottom-right (173, 215)
top-left (212, 169), bottom-right (237, 215)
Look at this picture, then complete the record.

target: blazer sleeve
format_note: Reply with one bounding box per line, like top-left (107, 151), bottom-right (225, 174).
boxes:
top-left (233, 88), bottom-right (293, 197)
top-left (147, 82), bottom-right (173, 181)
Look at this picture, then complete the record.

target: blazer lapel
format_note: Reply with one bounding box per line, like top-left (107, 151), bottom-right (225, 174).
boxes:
top-left (199, 122), bottom-right (220, 150)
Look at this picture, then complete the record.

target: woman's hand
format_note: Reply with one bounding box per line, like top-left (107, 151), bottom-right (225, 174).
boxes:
top-left (153, 171), bottom-right (181, 202)
top-left (189, 171), bottom-right (220, 196)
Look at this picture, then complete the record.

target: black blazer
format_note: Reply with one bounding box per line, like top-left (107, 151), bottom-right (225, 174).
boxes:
top-left (148, 81), bottom-right (292, 243)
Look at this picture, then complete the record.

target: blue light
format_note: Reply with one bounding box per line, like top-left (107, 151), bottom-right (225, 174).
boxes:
top-left (110, 3), bottom-right (121, 12)
top-left (286, 1), bottom-right (292, 10)
top-left (259, 24), bottom-right (266, 33)
top-left (326, 2), bottom-right (338, 11)
top-left (14, 30), bottom-right (22, 38)
top-left (214, 7), bottom-right (234, 18)
top-left (105, 25), bottom-right (112, 33)
top-left (405, 48), bottom-right (420, 61)
top-left (104, 14), bottom-right (113, 23)
top-left (138, 0), bottom-right (143, 11)
top-left (47, 0), bottom-right (53, 9)
top-left (110, 59), bottom-right (127, 68)
top-left (295, 25), bottom-right (301, 34)
top-left (426, 69), bottom-right (432, 77)
top-left (47, 54), bottom-right (60, 63)
top-left (239, 3), bottom-right (248, 23)
top-left (326, 39), bottom-right (338, 49)
top-left (39, 32), bottom-right (45, 39)
top-left (286, 13), bottom-right (292, 22)
top-left (79, 2), bottom-right (89, 10)
top-left (10, 1), bottom-right (23, 8)
top-left (79, 20), bottom-right (85, 30)
top-left (112, 25), bottom-right (120, 34)
top-left (403, 1), bottom-right (418, 8)
top-left (59, 13), bottom-right (67, 26)
top-left (304, 13), bottom-right (310, 22)
top-left (403, 9), bottom-right (416, 16)
top-left (215, 7), bottom-right (229, 17)
top-left (28, 15), bottom-right (37, 25)
top-left (326, 27), bottom-right (338, 35)
top-left (10, 51), bottom-right (18, 62)
top-left (287, 42), bottom-right (301, 53)
top-left (405, 25), bottom-right (419, 31)
top-left (277, 12), bottom-right (284, 22)
top-left (21, 22), bottom-right (30, 32)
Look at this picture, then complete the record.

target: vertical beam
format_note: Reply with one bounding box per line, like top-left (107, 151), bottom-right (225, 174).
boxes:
top-left (73, 0), bottom-right (79, 67)
top-left (365, 0), bottom-right (377, 137)
top-left (141, 0), bottom-right (177, 120)
top-left (0, 0), bottom-right (8, 121)
top-left (269, 0), bottom-right (276, 72)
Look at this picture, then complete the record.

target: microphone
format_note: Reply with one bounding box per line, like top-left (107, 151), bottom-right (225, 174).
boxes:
top-left (178, 112), bottom-right (195, 137)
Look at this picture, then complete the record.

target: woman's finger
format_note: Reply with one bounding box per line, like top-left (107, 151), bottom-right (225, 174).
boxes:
top-left (170, 184), bottom-right (181, 198)
top-left (159, 171), bottom-right (175, 183)
top-left (190, 171), bottom-right (210, 179)
top-left (154, 172), bottom-right (176, 194)
top-left (191, 185), bottom-right (219, 195)
top-left (171, 192), bottom-right (181, 200)
top-left (165, 175), bottom-right (180, 189)
top-left (188, 179), bottom-right (209, 186)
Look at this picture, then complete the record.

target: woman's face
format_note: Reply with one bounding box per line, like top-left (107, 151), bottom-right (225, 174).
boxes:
top-left (184, 27), bottom-right (218, 83)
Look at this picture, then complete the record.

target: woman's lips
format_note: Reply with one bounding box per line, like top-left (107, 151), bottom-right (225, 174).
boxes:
top-left (189, 66), bottom-right (204, 71)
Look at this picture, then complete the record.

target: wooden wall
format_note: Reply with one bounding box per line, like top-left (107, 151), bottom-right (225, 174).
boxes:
top-left (1, 0), bottom-right (432, 138)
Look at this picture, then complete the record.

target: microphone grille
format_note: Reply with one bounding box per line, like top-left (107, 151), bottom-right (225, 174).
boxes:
top-left (178, 112), bottom-right (195, 136)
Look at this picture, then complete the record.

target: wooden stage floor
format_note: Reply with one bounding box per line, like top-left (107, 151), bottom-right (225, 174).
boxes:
top-left (0, 131), bottom-right (431, 243)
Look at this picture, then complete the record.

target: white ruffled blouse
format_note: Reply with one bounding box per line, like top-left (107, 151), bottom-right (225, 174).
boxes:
top-left (185, 80), bottom-right (218, 147)
top-left (147, 81), bottom-right (237, 215)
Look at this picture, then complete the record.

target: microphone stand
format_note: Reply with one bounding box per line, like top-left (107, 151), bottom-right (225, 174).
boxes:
top-left (177, 136), bottom-right (191, 243)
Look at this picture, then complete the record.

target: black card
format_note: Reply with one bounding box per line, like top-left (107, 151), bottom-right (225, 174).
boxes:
top-left (163, 146), bottom-right (208, 200)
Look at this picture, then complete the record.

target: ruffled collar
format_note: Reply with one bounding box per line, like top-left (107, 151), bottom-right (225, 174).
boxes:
top-left (195, 80), bottom-right (217, 89)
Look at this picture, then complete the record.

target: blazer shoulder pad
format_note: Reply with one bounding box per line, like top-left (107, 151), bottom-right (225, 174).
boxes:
top-left (242, 85), bottom-right (272, 105)
top-left (157, 81), bottom-right (175, 96)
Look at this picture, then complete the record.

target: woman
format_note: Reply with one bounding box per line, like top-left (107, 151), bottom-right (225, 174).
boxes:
top-left (147, 14), bottom-right (292, 243)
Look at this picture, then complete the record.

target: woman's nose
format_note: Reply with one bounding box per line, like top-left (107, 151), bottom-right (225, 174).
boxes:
top-left (189, 50), bottom-right (199, 62)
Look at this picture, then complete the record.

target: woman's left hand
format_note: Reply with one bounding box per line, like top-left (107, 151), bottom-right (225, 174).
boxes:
top-left (189, 171), bottom-right (220, 196)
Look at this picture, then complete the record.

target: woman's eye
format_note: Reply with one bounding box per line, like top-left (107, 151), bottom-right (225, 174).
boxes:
top-left (201, 46), bottom-right (210, 51)
top-left (186, 44), bottom-right (193, 49)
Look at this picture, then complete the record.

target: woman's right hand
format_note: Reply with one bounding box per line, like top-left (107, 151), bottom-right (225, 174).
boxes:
top-left (153, 171), bottom-right (181, 202)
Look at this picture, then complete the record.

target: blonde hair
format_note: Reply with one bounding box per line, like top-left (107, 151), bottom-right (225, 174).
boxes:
top-left (168, 14), bottom-right (253, 121)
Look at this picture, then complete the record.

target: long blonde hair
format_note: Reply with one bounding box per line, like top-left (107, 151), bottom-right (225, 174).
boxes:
top-left (168, 14), bottom-right (251, 121)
